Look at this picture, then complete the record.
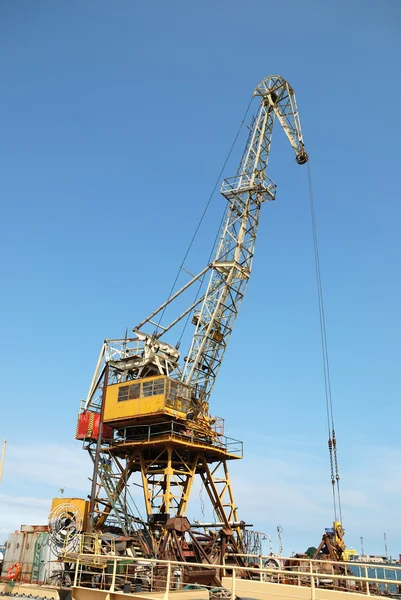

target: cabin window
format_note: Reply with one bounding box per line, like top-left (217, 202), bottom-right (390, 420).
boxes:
top-left (153, 379), bottom-right (165, 395)
top-left (169, 381), bottom-right (190, 401)
top-left (118, 386), bottom-right (129, 401)
top-left (117, 380), bottom-right (164, 401)
top-left (142, 379), bottom-right (165, 397)
top-left (118, 383), bottom-right (140, 402)
top-left (128, 383), bottom-right (140, 399)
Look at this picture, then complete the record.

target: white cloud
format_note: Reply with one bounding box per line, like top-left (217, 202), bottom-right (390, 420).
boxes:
top-left (3, 442), bottom-right (91, 493)
top-left (0, 442), bottom-right (92, 534)
top-left (0, 495), bottom-right (51, 537)
top-left (225, 440), bottom-right (401, 556)
top-left (0, 439), bottom-right (400, 558)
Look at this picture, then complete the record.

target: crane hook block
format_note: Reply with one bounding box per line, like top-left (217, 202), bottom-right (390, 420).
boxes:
top-left (296, 148), bottom-right (309, 165)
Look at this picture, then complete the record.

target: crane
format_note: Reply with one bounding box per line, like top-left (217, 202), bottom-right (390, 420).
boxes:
top-left (76, 75), bottom-right (308, 563)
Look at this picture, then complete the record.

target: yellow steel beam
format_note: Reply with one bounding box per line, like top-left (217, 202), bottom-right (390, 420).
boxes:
top-left (199, 456), bottom-right (241, 543)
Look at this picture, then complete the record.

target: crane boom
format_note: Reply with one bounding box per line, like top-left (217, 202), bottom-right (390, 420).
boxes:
top-left (85, 76), bottom-right (308, 409)
top-left (181, 75), bottom-right (308, 403)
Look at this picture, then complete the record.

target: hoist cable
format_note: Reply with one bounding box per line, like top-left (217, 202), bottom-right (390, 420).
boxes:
top-left (177, 172), bottom-right (234, 346)
top-left (157, 95), bottom-right (254, 335)
top-left (177, 199), bottom-right (230, 346)
top-left (306, 160), bottom-right (342, 525)
top-left (307, 162), bottom-right (333, 435)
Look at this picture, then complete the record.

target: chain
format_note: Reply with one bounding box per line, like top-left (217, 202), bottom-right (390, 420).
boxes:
top-left (332, 431), bottom-right (339, 483)
top-left (332, 429), bottom-right (343, 523)
top-left (328, 438), bottom-right (335, 486)
top-left (328, 436), bottom-right (337, 521)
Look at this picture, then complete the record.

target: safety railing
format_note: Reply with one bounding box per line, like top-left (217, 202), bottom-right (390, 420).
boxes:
top-left (221, 172), bottom-right (277, 201)
top-left (61, 532), bottom-right (116, 563)
top-left (231, 553), bottom-right (401, 595)
top-left (112, 420), bottom-right (243, 457)
top-left (70, 553), bottom-right (401, 598)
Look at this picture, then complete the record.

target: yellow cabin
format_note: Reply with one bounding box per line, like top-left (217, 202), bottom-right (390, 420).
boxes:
top-left (103, 375), bottom-right (193, 426)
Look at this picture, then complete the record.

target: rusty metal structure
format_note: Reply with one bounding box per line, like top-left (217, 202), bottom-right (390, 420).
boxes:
top-left (314, 522), bottom-right (346, 563)
top-left (76, 75), bottom-right (308, 563)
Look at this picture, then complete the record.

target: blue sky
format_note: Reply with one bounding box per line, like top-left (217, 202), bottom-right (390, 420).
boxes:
top-left (0, 0), bottom-right (400, 557)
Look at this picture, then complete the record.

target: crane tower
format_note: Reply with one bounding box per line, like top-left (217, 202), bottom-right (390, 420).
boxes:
top-left (76, 75), bottom-right (308, 561)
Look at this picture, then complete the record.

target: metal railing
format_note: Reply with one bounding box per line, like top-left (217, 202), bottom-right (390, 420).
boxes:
top-left (221, 172), bottom-right (277, 201)
top-left (229, 553), bottom-right (401, 595)
top-left (112, 420), bottom-right (243, 457)
top-left (70, 553), bottom-right (401, 598)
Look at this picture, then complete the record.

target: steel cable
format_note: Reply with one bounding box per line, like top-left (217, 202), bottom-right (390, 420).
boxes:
top-left (156, 95), bottom-right (255, 337)
top-left (306, 161), bottom-right (343, 526)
